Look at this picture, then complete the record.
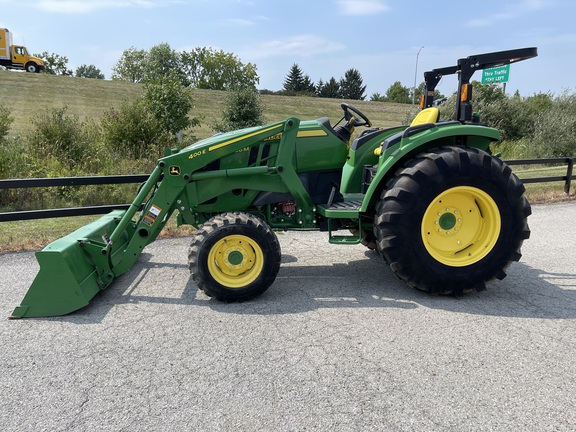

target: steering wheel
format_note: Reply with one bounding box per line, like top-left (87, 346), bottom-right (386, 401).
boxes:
top-left (341, 102), bottom-right (372, 127)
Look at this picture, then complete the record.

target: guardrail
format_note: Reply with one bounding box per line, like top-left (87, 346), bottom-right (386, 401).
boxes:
top-left (0, 157), bottom-right (574, 223)
top-left (0, 175), bottom-right (149, 222)
top-left (504, 157), bottom-right (574, 194)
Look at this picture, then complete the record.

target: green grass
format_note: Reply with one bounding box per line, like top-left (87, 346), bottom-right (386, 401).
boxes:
top-left (0, 213), bottom-right (195, 253)
top-left (1, 70), bottom-right (142, 136)
top-left (0, 70), bottom-right (412, 140)
top-left (0, 215), bottom-right (100, 253)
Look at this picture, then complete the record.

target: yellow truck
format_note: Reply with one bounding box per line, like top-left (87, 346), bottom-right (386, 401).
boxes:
top-left (0, 28), bottom-right (44, 72)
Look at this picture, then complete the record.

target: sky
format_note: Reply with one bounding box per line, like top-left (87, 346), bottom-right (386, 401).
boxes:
top-left (1, 0), bottom-right (574, 99)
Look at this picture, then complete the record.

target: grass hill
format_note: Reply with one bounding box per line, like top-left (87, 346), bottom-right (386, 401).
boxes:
top-left (0, 71), bottom-right (570, 253)
top-left (0, 70), bottom-right (415, 252)
top-left (0, 70), bottom-right (414, 140)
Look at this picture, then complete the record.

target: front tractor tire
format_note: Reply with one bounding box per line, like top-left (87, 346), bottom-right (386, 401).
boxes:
top-left (188, 212), bottom-right (281, 302)
top-left (374, 146), bottom-right (531, 295)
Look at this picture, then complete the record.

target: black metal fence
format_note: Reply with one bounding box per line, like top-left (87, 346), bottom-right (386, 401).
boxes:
top-left (504, 157), bottom-right (574, 194)
top-left (0, 157), bottom-right (574, 223)
top-left (0, 175), bottom-right (149, 222)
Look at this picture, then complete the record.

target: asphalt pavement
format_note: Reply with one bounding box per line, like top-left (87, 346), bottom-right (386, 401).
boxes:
top-left (1, 202), bottom-right (575, 431)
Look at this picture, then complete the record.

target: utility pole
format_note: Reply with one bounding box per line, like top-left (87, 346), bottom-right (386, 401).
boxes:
top-left (412, 46), bottom-right (424, 104)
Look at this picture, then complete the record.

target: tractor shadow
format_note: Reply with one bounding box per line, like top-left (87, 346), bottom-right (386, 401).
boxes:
top-left (222, 250), bottom-right (576, 320)
top-left (67, 244), bottom-right (576, 323)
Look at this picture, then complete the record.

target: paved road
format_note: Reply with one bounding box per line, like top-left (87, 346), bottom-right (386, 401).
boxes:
top-left (1, 202), bottom-right (575, 431)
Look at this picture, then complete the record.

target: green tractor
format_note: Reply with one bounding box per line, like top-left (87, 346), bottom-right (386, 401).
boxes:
top-left (11, 47), bottom-right (537, 318)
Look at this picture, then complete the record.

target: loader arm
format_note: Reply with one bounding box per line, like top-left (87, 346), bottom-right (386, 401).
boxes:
top-left (111, 117), bottom-right (310, 276)
top-left (11, 118), bottom-right (311, 318)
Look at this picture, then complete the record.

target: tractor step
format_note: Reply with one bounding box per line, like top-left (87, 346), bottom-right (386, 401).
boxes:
top-left (328, 232), bottom-right (361, 245)
top-left (316, 198), bottom-right (363, 218)
top-left (316, 197), bottom-right (364, 245)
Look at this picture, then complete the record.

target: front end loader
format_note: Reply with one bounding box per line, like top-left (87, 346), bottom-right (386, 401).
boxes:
top-left (11, 47), bottom-right (537, 318)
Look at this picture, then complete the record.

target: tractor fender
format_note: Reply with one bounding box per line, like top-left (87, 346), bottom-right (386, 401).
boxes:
top-left (360, 122), bottom-right (501, 212)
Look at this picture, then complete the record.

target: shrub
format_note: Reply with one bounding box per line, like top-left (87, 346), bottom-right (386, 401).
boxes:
top-left (143, 75), bottom-right (198, 136)
top-left (101, 98), bottom-right (174, 161)
top-left (491, 138), bottom-right (533, 160)
top-left (213, 88), bottom-right (265, 132)
top-left (29, 106), bottom-right (93, 165)
top-left (102, 77), bottom-right (200, 160)
top-left (0, 103), bottom-right (13, 145)
top-left (531, 92), bottom-right (576, 158)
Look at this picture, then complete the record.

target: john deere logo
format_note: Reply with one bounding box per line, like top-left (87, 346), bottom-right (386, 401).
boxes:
top-left (169, 166), bottom-right (181, 176)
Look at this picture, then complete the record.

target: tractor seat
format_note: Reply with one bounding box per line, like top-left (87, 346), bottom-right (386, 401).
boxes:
top-left (316, 117), bottom-right (351, 143)
top-left (373, 107), bottom-right (440, 157)
top-left (409, 107), bottom-right (439, 126)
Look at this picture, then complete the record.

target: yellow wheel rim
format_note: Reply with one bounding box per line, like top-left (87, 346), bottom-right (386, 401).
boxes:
top-left (421, 186), bottom-right (501, 267)
top-left (207, 234), bottom-right (264, 288)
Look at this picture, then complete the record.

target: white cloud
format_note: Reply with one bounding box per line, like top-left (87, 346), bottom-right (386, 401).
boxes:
top-left (241, 34), bottom-right (346, 59)
top-left (31, 0), bottom-right (161, 13)
top-left (223, 15), bottom-right (267, 26)
top-left (225, 18), bottom-right (255, 26)
top-left (467, 0), bottom-right (550, 27)
top-left (337, 0), bottom-right (389, 16)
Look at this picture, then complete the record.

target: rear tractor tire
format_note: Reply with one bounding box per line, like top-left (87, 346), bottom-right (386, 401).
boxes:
top-left (188, 212), bottom-right (281, 302)
top-left (374, 146), bottom-right (531, 295)
top-left (349, 228), bottom-right (377, 250)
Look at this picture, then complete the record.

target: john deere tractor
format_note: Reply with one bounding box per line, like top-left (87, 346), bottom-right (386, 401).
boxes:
top-left (11, 47), bottom-right (537, 318)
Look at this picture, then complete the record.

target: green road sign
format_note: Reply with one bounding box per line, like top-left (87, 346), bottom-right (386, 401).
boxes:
top-left (482, 64), bottom-right (510, 84)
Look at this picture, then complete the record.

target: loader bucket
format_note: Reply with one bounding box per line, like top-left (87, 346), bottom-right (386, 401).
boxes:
top-left (10, 210), bottom-right (130, 318)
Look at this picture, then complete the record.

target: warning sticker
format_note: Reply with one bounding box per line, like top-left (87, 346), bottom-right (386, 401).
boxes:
top-left (143, 205), bottom-right (162, 226)
top-left (148, 205), bottom-right (161, 217)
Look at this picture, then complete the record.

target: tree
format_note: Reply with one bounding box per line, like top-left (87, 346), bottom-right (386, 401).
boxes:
top-left (75, 64), bottom-right (105, 79)
top-left (283, 63), bottom-right (304, 93)
top-left (315, 79), bottom-right (325, 96)
top-left (318, 77), bottom-right (341, 98)
top-left (412, 82), bottom-right (444, 104)
top-left (112, 45), bottom-right (259, 90)
top-left (36, 52), bottom-right (73, 76)
top-left (112, 44), bottom-right (182, 85)
top-left (181, 47), bottom-right (259, 90)
top-left (283, 64), bottom-right (315, 94)
top-left (213, 88), bottom-right (265, 132)
top-left (384, 81), bottom-right (411, 104)
top-left (301, 74), bottom-right (316, 94)
top-left (145, 43), bottom-right (188, 86)
top-left (111, 47), bottom-right (148, 83)
top-left (340, 68), bottom-right (366, 100)
top-left (143, 74), bottom-right (198, 138)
